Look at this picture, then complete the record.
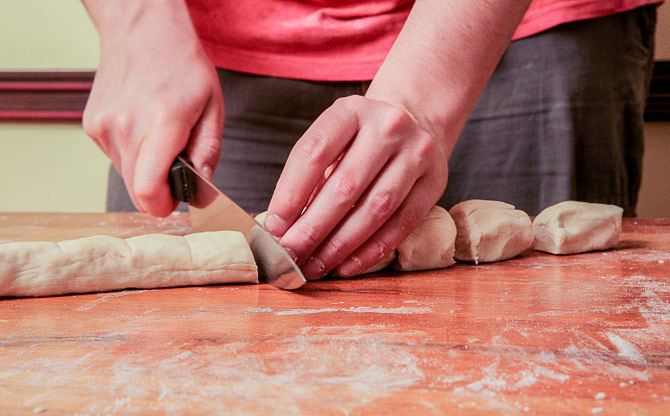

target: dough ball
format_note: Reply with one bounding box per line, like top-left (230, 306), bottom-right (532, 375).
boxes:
top-left (449, 200), bottom-right (532, 264)
top-left (532, 200), bottom-right (623, 254)
top-left (255, 211), bottom-right (268, 227)
top-left (393, 205), bottom-right (457, 271)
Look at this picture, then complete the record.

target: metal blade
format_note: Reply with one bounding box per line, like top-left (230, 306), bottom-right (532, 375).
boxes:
top-left (178, 157), bottom-right (306, 290)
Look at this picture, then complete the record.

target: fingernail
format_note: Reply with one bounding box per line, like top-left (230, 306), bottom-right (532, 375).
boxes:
top-left (339, 256), bottom-right (362, 277)
top-left (302, 256), bottom-right (326, 280)
top-left (265, 214), bottom-right (289, 237)
top-left (284, 247), bottom-right (298, 262)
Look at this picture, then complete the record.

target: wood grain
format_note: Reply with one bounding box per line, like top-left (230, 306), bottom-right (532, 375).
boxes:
top-left (0, 214), bottom-right (668, 415)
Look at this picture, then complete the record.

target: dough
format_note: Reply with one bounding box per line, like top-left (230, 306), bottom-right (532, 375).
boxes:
top-left (532, 200), bottom-right (623, 254)
top-left (449, 200), bottom-right (532, 264)
top-left (0, 231), bottom-right (258, 298)
top-left (255, 211), bottom-right (271, 233)
top-left (259, 207), bottom-right (456, 275)
top-left (393, 205), bottom-right (457, 271)
top-left (361, 251), bottom-right (396, 275)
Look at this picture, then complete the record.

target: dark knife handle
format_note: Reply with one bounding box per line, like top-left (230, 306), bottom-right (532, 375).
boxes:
top-left (168, 155), bottom-right (196, 203)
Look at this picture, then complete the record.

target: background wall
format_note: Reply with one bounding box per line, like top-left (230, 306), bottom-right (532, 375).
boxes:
top-left (638, 4), bottom-right (670, 217)
top-left (0, 0), bottom-right (107, 212)
top-left (0, 1), bottom-right (668, 215)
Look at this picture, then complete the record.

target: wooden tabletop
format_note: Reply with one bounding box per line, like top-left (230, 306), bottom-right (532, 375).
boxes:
top-left (0, 213), bottom-right (668, 415)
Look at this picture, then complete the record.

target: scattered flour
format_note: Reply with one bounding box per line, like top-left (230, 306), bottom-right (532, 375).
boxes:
top-left (606, 333), bottom-right (646, 365)
top-left (75, 290), bottom-right (149, 311)
top-left (275, 306), bottom-right (432, 316)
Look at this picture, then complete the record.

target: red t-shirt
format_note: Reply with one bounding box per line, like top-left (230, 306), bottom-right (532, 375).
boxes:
top-left (186, 0), bottom-right (662, 81)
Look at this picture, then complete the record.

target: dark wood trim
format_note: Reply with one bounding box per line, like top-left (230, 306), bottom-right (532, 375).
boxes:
top-left (0, 71), bottom-right (93, 121)
top-left (1, 63), bottom-right (669, 122)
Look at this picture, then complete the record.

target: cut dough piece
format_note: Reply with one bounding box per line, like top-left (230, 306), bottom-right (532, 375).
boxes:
top-left (449, 200), bottom-right (532, 264)
top-left (255, 211), bottom-right (269, 229)
top-left (258, 207), bottom-right (456, 275)
top-left (333, 251), bottom-right (396, 277)
top-left (258, 211), bottom-right (397, 276)
top-left (393, 206), bottom-right (457, 271)
top-left (361, 251), bottom-right (396, 275)
top-left (532, 200), bottom-right (623, 254)
top-left (0, 231), bottom-right (258, 298)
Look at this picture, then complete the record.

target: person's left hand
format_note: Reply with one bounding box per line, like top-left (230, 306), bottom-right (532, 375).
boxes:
top-left (264, 95), bottom-right (449, 280)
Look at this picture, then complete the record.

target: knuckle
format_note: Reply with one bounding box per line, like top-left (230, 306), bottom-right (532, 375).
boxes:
top-left (152, 103), bottom-right (176, 125)
top-left (380, 107), bottom-right (411, 136)
top-left (414, 132), bottom-right (436, 157)
top-left (370, 238), bottom-right (393, 259)
top-left (297, 133), bottom-right (330, 166)
top-left (330, 175), bottom-right (358, 202)
top-left (275, 187), bottom-right (304, 212)
top-left (399, 204), bottom-right (426, 231)
top-left (110, 112), bottom-right (132, 138)
top-left (296, 221), bottom-right (322, 247)
top-left (325, 235), bottom-right (350, 262)
top-left (82, 111), bottom-right (107, 139)
top-left (368, 190), bottom-right (397, 219)
top-left (333, 94), bottom-right (366, 110)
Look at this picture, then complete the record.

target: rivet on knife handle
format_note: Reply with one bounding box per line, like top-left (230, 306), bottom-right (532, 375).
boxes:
top-left (169, 155), bottom-right (196, 203)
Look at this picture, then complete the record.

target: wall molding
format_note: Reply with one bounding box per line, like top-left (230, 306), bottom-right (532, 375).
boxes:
top-left (645, 61), bottom-right (670, 122)
top-left (0, 71), bottom-right (93, 121)
top-left (1, 63), bottom-right (669, 122)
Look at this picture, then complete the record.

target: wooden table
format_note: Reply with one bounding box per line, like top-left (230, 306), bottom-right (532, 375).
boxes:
top-left (0, 213), bottom-right (668, 415)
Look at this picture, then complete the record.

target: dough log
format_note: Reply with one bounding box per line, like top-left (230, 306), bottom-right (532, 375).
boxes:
top-left (449, 200), bottom-right (533, 264)
top-left (0, 231), bottom-right (258, 298)
top-left (532, 200), bottom-right (623, 254)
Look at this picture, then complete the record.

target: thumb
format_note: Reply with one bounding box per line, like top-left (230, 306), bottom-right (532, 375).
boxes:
top-left (186, 94), bottom-right (224, 181)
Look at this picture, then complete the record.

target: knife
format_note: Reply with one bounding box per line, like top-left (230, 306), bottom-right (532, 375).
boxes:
top-left (168, 156), bottom-right (306, 290)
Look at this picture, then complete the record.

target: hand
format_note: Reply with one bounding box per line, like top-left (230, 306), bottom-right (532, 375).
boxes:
top-left (82, 1), bottom-right (223, 217)
top-left (265, 95), bottom-right (449, 280)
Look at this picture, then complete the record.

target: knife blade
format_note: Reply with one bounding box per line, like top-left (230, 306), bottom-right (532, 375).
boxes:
top-left (169, 156), bottom-right (306, 290)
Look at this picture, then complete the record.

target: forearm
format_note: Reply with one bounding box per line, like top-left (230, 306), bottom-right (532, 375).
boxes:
top-left (366, 0), bottom-right (532, 154)
top-left (81, 0), bottom-right (199, 50)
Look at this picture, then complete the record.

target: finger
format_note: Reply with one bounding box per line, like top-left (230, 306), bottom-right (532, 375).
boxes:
top-left (336, 176), bottom-right (442, 277)
top-left (133, 122), bottom-right (191, 217)
top-left (119, 157), bottom-right (145, 213)
top-left (186, 93), bottom-right (224, 181)
top-left (296, 155), bottom-right (421, 280)
top-left (85, 107), bottom-right (145, 213)
top-left (305, 154), bottom-right (342, 209)
top-left (278, 125), bottom-right (393, 266)
top-left (265, 96), bottom-right (364, 238)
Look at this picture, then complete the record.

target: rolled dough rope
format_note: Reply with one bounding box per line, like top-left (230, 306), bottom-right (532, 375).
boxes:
top-left (0, 231), bottom-right (258, 298)
top-left (532, 200), bottom-right (623, 254)
top-left (449, 200), bottom-right (533, 264)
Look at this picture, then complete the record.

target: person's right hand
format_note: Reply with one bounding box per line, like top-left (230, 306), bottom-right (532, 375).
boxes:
top-left (82, 1), bottom-right (223, 217)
